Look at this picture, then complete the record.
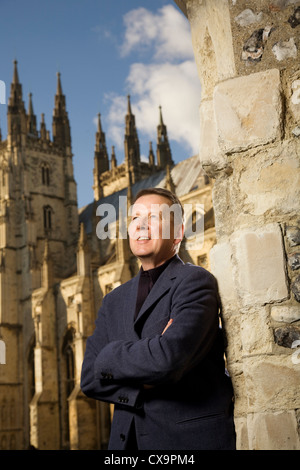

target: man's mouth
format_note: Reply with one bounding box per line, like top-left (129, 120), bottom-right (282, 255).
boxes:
top-left (138, 236), bottom-right (150, 240)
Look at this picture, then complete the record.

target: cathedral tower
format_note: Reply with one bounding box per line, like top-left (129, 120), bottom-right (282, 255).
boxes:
top-left (0, 61), bottom-right (79, 449)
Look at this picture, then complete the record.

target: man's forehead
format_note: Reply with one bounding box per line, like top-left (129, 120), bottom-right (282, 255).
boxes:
top-left (131, 201), bottom-right (171, 215)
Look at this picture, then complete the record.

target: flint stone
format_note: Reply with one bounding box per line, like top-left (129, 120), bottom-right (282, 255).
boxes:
top-left (292, 275), bottom-right (300, 302)
top-left (274, 325), bottom-right (300, 348)
top-left (286, 226), bottom-right (300, 246)
top-left (271, 305), bottom-right (300, 323)
top-left (288, 252), bottom-right (300, 270)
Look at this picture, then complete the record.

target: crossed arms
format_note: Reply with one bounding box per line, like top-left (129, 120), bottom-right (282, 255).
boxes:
top-left (80, 269), bottom-right (219, 408)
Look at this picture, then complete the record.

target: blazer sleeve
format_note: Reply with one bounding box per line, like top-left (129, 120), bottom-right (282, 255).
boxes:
top-left (94, 268), bottom-right (220, 386)
top-left (80, 295), bottom-right (142, 409)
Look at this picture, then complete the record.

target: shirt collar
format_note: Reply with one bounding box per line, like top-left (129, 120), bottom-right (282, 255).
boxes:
top-left (140, 255), bottom-right (175, 284)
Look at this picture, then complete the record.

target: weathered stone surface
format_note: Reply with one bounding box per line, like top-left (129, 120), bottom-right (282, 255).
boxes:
top-left (209, 241), bottom-right (237, 303)
top-left (232, 224), bottom-right (288, 306)
top-left (271, 304), bottom-right (300, 323)
top-left (239, 147), bottom-right (300, 217)
top-left (187, 0), bottom-right (236, 99)
top-left (214, 69), bottom-right (282, 153)
top-left (243, 356), bottom-right (300, 413)
top-left (247, 411), bottom-right (300, 450)
top-left (241, 309), bottom-right (273, 356)
top-left (198, 99), bottom-right (227, 172)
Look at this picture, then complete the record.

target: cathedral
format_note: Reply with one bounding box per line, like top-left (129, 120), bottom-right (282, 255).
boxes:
top-left (0, 61), bottom-right (215, 449)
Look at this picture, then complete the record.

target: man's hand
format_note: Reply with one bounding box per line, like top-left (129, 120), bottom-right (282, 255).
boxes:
top-left (162, 318), bottom-right (173, 335)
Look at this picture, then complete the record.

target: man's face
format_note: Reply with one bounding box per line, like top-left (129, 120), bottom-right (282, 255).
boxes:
top-left (128, 194), bottom-right (183, 269)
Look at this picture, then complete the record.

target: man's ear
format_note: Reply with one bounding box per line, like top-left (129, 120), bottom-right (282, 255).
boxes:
top-left (174, 223), bottom-right (184, 246)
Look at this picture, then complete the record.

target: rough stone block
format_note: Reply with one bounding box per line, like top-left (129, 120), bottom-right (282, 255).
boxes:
top-left (243, 356), bottom-right (300, 412)
top-left (209, 241), bottom-right (237, 303)
top-left (271, 305), bottom-right (300, 323)
top-left (239, 146), bottom-right (300, 217)
top-left (214, 69), bottom-right (282, 153)
top-left (240, 309), bottom-right (273, 356)
top-left (198, 99), bottom-right (226, 173)
top-left (247, 411), bottom-right (300, 450)
top-left (232, 224), bottom-right (288, 306)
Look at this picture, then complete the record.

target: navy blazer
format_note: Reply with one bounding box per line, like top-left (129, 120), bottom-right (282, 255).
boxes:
top-left (80, 255), bottom-right (235, 450)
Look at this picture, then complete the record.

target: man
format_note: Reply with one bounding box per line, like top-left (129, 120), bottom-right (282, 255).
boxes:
top-left (80, 188), bottom-right (236, 450)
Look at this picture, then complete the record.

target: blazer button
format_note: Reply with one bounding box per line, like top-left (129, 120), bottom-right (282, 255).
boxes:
top-left (120, 433), bottom-right (125, 441)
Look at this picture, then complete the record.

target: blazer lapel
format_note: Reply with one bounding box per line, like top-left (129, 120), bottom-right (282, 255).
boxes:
top-left (122, 273), bottom-right (141, 340)
top-left (134, 255), bottom-right (183, 328)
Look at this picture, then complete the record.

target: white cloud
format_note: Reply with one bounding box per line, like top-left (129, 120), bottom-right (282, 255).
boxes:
top-left (106, 4), bottom-right (201, 161)
top-left (126, 61), bottom-right (201, 153)
top-left (120, 5), bottom-right (194, 62)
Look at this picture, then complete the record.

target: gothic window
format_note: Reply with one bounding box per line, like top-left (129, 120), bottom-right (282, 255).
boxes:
top-left (41, 164), bottom-right (50, 186)
top-left (62, 329), bottom-right (75, 448)
top-left (28, 339), bottom-right (35, 402)
top-left (62, 329), bottom-right (75, 398)
top-left (43, 205), bottom-right (53, 231)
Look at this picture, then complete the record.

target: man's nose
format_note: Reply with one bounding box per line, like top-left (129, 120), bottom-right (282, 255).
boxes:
top-left (137, 216), bottom-right (148, 230)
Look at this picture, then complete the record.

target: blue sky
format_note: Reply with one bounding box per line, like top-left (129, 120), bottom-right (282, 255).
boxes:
top-left (0, 0), bottom-right (201, 208)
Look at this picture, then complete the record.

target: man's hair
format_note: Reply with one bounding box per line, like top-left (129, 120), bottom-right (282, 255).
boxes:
top-left (133, 187), bottom-right (184, 220)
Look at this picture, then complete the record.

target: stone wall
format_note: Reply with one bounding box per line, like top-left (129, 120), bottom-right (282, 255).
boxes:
top-left (176, 0), bottom-right (300, 450)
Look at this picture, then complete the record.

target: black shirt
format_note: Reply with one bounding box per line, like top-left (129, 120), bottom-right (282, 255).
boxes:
top-left (134, 256), bottom-right (175, 320)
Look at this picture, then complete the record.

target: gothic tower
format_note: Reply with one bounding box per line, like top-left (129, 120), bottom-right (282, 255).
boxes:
top-left (156, 106), bottom-right (173, 168)
top-left (124, 95), bottom-right (141, 183)
top-left (0, 61), bottom-right (79, 449)
top-left (93, 113), bottom-right (109, 200)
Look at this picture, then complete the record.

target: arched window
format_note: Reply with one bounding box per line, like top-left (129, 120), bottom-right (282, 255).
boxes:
top-left (43, 205), bottom-right (53, 231)
top-left (41, 164), bottom-right (50, 186)
top-left (62, 329), bottom-right (75, 398)
top-left (28, 338), bottom-right (35, 402)
top-left (62, 329), bottom-right (75, 448)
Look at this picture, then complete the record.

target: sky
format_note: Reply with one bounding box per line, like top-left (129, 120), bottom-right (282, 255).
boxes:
top-left (0, 0), bottom-right (201, 208)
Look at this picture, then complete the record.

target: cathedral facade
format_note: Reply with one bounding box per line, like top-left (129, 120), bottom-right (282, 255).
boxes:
top-left (0, 61), bottom-right (215, 449)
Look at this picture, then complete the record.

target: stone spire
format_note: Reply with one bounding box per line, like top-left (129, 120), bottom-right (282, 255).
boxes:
top-left (7, 60), bottom-right (27, 147)
top-left (124, 95), bottom-right (140, 182)
top-left (40, 113), bottom-right (48, 141)
top-left (156, 106), bottom-right (173, 169)
top-left (93, 113), bottom-right (109, 201)
top-left (148, 141), bottom-right (155, 168)
top-left (111, 146), bottom-right (117, 170)
top-left (27, 93), bottom-right (38, 136)
top-left (52, 72), bottom-right (71, 150)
